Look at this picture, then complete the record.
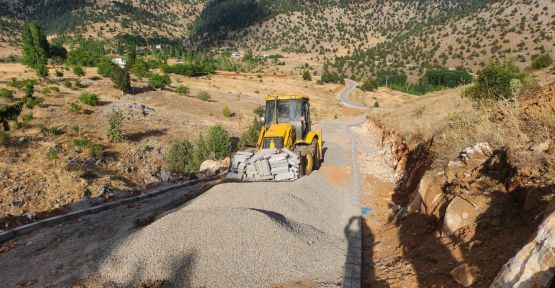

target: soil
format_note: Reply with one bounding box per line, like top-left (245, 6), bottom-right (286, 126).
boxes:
top-left (0, 62), bottom-right (348, 229)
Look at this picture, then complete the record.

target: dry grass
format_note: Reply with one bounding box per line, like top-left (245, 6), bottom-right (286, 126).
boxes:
top-left (374, 83), bottom-right (555, 167)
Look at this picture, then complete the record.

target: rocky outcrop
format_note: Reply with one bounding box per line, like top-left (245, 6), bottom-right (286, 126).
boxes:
top-left (490, 211), bottom-right (555, 288)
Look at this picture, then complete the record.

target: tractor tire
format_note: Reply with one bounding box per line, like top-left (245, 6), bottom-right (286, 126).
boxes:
top-left (311, 139), bottom-right (321, 170)
top-left (297, 153), bottom-right (306, 178)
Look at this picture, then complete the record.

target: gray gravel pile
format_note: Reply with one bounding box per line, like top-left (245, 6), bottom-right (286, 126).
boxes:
top-left (99, 172), bottom-right (355, 287)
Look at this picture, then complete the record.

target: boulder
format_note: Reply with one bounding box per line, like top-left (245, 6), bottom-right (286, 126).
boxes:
top-left (450, 264), bottom-right (481, 287)
top-left (412, 171), bottom-right (446, 217)
top-left (443, 194), bottom-right (490, 235)
top-left (199, 157), bottom-right (230, 177)
top-left (490, 212), bottom-right (555, 288)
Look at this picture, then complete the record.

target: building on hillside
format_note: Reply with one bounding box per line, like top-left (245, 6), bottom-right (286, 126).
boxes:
top-left (109, 55), bottom-right (126, 68)
top-left (232, 51), bottom-right (242, 57)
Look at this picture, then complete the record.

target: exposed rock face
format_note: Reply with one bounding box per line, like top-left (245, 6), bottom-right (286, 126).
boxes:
top-left (491, 211), bottom-right (555, 288)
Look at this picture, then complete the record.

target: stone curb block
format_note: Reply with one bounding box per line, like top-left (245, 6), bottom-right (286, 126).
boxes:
top-left (0, 176), bottom-right (220, 244)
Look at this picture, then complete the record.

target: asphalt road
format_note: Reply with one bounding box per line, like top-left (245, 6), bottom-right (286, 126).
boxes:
top-left (0, 87), bottom-right (364, 288)
top-left (338, 79), bottom-right (368, 110)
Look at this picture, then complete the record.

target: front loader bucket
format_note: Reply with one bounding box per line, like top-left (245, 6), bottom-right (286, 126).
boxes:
top-left (227, 148), bottom-right (301, 182)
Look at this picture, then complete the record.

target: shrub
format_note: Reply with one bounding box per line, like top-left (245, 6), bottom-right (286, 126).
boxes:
top-left (46, 126), bottom-right (62, 136)
top-left (238, 117), bottom-right (261, 149)
top-left (222, 106), bottom-right (232, 117)
top-left (360, 78), bottom-right (379, 91)
top-left (21, 113), bottom-right (33, 122)
top-left (164, 139), bottom-right (196, 173)
top-left (531, 53), bottom-right (554, 70)
top-left (87, 144), bottom-right (104, 159)
top-left (105, 108), bottom-right (125, 142)
top-left (55, 70), bottom-right (64, 77)
top-left (198, 91), bottom-right (211, 101)
top-left (0, 89), bottom-right (14, 99)
top-left (73, 137), bottom-right (91, 147)
top-left (68, 102), bottom-right (81, 113)
top-left (47, 147), bottom-right (58, 161)
top-left (464, 60), bottom-right (525, 101)
top-left (206, 124), bottom-right (232, 160)
top-left (373, 101), bottom-right (380, 108)
top-left (63, 81), bottom-right (73, 89)
top-left (71, 124), bottom-right (80, 135)
top-left (192, 134), bottom-right (210, 169)
top-left (148, 73), bottom-right (171, 90)
top-left (41, 86), bottom-right (59, 95)
top-left (73, 66), bottom-right (85, 77)
top-left (7, 79), bottom-right (37, 90)
top-left (175, 85), bottom-right (190, 95)
top-left (79, 92), bottom-right (100, 106)
top-left (302, 70), bottom-right (312, 81)
top-left (26, 97), bottom-right (44, 108)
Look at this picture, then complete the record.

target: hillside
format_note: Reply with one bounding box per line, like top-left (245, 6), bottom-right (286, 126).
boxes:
top-left (1, 0), bottom-right (554, 79)
top-left (0, 0), bottom-right (204, 50)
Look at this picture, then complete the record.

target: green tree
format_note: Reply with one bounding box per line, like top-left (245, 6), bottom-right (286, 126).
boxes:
top-left (165, 139), bottom-right (196, 173)
top-left (206, 124), bottom-right (232, 160)
top-left (303, 70), bottom-right (312, 81)
top-left (193, 133), bottom-right (211, 169)
top-left (148, 73), bottom-right (170, 90)
top-left (465, 60), bottom-right (525, 101)
top-left (360, 78), bottom-right (379, 91)
top-left (531, 53), bottom-right (553, 70)
top-left (79, 92), bottom-right (100, 106)
top-left (110, 66), bottom-right (131, 94)
top-left (21, 22), bottom-right (49, 77)
top-left (97, 56), bottom-right (117, 77)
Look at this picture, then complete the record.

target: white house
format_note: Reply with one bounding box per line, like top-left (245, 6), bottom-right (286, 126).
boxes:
top-left (232, 51), bottom-right (242, 57)
top-left (110, 55), bottom-right (126, 68)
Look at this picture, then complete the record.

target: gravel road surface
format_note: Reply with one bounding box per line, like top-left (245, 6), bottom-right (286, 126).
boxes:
top-left (0, 94), bottom-right (365, 288)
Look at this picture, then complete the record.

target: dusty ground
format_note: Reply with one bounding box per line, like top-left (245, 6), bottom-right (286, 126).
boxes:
top-left (0, 62), bottom-right (347, 228)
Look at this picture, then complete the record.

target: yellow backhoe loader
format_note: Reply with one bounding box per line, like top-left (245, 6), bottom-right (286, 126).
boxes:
top-left (228, 95), bottom-right (323, 181)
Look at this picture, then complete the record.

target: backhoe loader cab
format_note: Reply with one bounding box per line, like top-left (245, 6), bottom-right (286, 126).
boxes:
top-left (228, 95), bottom-right (323, 182)
top-left (263, 96), bottom-right (311, 148)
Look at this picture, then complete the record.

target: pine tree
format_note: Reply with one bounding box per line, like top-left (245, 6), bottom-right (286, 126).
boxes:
top-left (110, 66), bottom-right (131, 94)
top-left (21, 22), bottom-right (49, 78)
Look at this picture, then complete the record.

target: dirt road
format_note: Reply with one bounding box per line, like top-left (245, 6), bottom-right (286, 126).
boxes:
top-left (0, 88), bottom-right (374, 288)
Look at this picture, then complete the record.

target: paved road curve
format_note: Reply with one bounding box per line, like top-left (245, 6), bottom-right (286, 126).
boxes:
top-left (0, 87), bottom-right (364, 288)
top-left (338, 79), bottom-right (368, 110)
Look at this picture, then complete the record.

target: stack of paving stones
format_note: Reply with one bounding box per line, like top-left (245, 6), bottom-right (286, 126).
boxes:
top-left (228, 149), bottom-right (300, 181)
